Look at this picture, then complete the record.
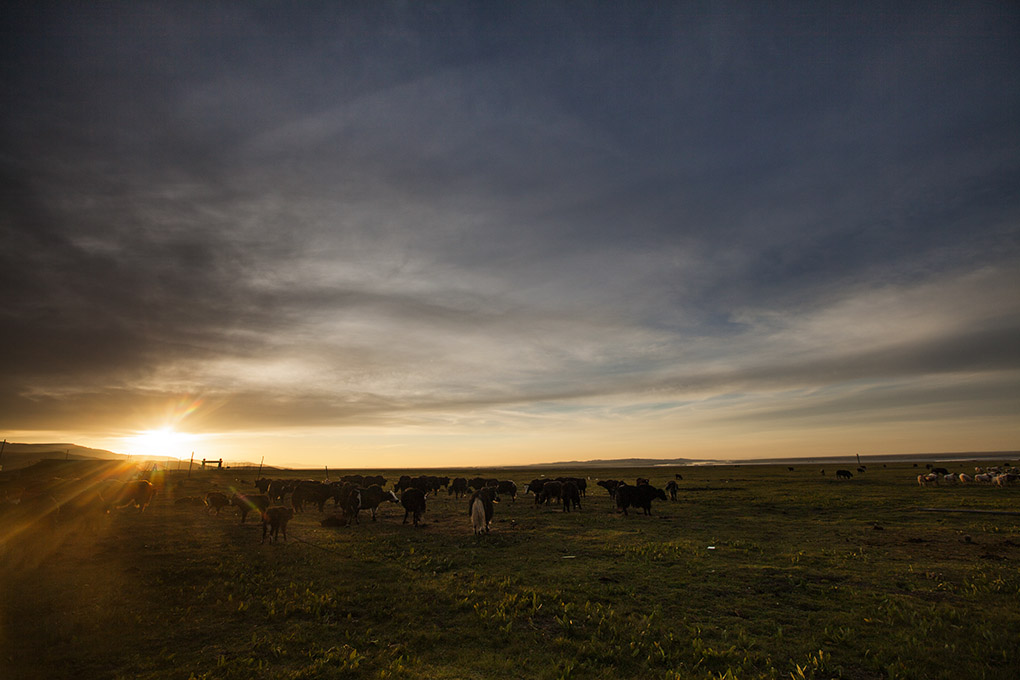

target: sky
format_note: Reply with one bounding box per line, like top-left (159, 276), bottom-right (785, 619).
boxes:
top-left (1, 2), bottom-right (1018, 468)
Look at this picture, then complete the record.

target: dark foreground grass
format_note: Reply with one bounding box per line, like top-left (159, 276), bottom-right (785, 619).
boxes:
top-left (2, 463), bottom-right (1018, 679)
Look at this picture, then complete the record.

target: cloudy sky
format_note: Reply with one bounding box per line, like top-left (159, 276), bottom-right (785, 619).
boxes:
top-left (2, 2), bottom-right (1018, 467)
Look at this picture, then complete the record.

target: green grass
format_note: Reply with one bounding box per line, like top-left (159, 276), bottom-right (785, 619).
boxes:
top-left (2, 463), bottom-right (1018, 679)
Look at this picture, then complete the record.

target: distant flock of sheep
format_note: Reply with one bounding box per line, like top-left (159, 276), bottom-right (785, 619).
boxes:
top-left (917, 465), bottom-right (1019, 487)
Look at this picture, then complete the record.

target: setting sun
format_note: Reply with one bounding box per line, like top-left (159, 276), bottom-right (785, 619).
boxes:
top-left (124, 427), bottom-right (198, 459)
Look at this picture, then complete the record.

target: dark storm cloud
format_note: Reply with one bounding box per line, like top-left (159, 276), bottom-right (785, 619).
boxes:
top-left (2, 2), bottom-right (1018, 444)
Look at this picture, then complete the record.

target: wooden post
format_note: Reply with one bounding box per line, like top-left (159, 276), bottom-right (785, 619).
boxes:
top-left (325, 465), bottom-right (329, 480)
top-left (187, 452), bottom-right (194, 479)
top-left (0, 439), bottom-right (6, 470)
top-left (256, 456), bottom-right (264, 482)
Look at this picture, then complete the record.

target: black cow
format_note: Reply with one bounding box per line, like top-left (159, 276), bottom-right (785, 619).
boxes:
top-left (341, 474), bottom-right (366, 488)
top-left (561, 481), bottom-right (581, 512)
top-left (410, 475), bottom-right (442, 494)
top-left (538, 480), bottom-right (562, 506)
top-left (835, 469), bottom-right (853, 480)
top-left (525, 479), bottom-right (546, 496)
top-left (401, 488), bottom-right (426, 527)
top-left (395, 475), bottom-right (413, 493)
top-left (496, 480), bottom-right (518, 502)
top-left (204, 491), bottom-right (230, 515)
top-left (469, 486), bottom-right (499, 534)
top-left (267, 479), bottom-right (289, 501)
top-left (448, 477), bottom-right (469, 499)
top-left (597, 480), bottom-right (621, 498)
top-left (359, 484), bottom-right (399, 521)
top-left (674, 473), bottom-right (684, 480)
top-left (931, 467), bottom-right (949, 476)
top-left (469, 477), bottom-right (498, 491)
top-left (556, 477), bottom-right (587, 497)
top-left (261, 506), bottom-right (294, 543)
top-left (363, 474), bottom-right (387, 488)
top-left (291, 482), bottom-right (332, 513)
top-left (615, 483), bottom-right (667, 516)
top-left (232, 493), bottom-right (270, 523)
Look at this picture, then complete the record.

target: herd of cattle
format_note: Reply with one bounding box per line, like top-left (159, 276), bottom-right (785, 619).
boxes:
top-left (191, 474), bottom-right (684, 542)
top-left (3, 462), bottom-right (1017, 547)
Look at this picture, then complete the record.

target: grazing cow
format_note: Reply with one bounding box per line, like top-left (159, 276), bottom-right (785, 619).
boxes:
top-left (664, 480), bottom-right (679, 501)
top-left (204, 491), bottom-right (231, 515)
top-left (496, 480), bottom-right (518, 502)
top-left (359, 484), bottom-right (399, 521)
top-left (835, 470), bottom-right (853, 480)
top-left (788, 467), bottom-right (795, 472)
top-left (556, 477), bottom-right (587, 497)
top-left (674, 473), bottom-right (684, 480)
top-left (410, 475), bottom-right (442, 494)
top-left (857, 466), bottom-right (867, 474)
top-left (232, 493), bottom-right (270, 523)
top-left (931, 467), bottom-right (950, 476)
top-left (615, 483), bottom-right (667, 516)
top-left (469, 487), bottom-right (498, 534)
top-left (340, 474), bottom-right (365, 488)
top-left (401, 488), bottom-right (427, 527)
top-left (538, 480), bottom-right (562, 506)
top-left (108, 480), bottom-right (157, 512)
top-left (291, 482), bottom-right (332, 513)
top-left (560, 481), bottom-right (581, 512)
top-left (253, 478), bottom-right (272, 494)
top-left (395, 475), bottom-right (413, 493)
top-left (597, 479), bottom-right (621, 499)
top-left (469, 477), bottom-right (498, 491)
top-left (261, 506), bottom-right (294, 543)
top-left (918, 474), bottom-right (938, 487)
top-left (448, 477), bottom-right (469, 499)
top-left (524, 479), bottom-right (546, 496)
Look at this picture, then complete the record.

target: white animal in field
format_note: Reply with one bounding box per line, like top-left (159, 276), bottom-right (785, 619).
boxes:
top-left (957, 474), bottom-right (973, 484)
top-left (917, 473), bottom-right (939, 487)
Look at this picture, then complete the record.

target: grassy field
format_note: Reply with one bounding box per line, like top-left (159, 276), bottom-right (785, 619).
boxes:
top-left (2, 461), bottom-right (1018, 679)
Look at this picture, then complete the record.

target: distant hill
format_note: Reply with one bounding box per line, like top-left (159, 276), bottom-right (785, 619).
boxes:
top-left (510, 451), bottom-right (1019, 469)
top-left (511, 457), bottom-right (698, 469)
top-left (0, 442), bottom-right (129, 471)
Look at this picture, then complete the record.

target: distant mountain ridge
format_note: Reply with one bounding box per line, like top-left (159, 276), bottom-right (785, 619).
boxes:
top-left (0, 442), bottom-right (128, 470)
top-left (515, 451), bottom-right (1018, 469)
